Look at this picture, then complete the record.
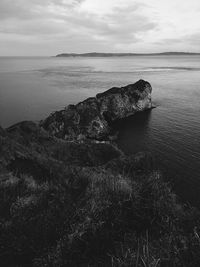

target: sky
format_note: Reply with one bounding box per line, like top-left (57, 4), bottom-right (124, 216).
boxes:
top-left (0, 0), bottom-right (200, 56)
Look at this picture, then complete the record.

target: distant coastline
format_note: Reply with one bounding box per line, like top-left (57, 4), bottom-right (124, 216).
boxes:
top-left (56, 52), bottom-right (200, 57)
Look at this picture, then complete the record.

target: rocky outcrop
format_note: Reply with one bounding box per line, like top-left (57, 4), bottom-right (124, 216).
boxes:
top-left (41, 79), bottom-right (153, 140)
top-left (0, 121), bottom-right (151, 183)
top-left (0, 79), bottom-right (154, 182)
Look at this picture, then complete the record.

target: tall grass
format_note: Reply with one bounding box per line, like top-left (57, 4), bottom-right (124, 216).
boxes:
top-left (1, 165), bottom-right (200, 266)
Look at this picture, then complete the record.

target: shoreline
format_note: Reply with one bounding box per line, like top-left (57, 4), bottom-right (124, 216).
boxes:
top-left (1, 80), bottom-right (200, 266)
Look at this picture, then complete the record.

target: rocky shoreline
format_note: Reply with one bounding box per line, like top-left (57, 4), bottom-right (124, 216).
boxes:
top-left (1, 79), bottom-right (154, 192)
top-left (1, 80), bottom-right (200, 266)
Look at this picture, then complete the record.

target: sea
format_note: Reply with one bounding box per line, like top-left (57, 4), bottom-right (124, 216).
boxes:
top-left (0, 55), bottom-right (200, 204)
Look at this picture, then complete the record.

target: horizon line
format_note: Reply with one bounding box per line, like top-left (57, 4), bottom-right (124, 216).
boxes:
top-left (1, 51), bottom-right (200, 57)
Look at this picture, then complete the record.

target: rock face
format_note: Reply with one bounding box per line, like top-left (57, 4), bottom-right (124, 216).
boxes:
top-left (41, 79), bottom-right (153, 140)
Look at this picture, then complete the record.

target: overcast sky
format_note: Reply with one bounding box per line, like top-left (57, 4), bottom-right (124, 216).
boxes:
top-left (0, 0), bottom-right (200, 56)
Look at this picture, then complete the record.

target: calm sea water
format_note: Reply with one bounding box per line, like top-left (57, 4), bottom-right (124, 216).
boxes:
top-left (0, 56), bottom-right (200, 204)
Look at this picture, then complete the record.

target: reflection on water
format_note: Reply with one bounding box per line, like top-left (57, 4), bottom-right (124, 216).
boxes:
top-left (115, 110), bottom-right (153, 153)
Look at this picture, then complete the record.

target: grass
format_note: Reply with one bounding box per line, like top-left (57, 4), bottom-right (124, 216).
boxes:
top-left (1, 154), bottom-right (200, 266)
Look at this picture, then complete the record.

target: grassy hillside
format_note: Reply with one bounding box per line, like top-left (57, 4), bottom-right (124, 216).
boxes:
top-left (1, 123), bottom-right (200, 266)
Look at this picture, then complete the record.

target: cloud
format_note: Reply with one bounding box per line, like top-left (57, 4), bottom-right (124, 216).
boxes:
top-left (54, 3), bottom-right (157, 45)
top-left (0, 0), bottom-right (84, 20)
top-left (155, 32), bottom-right (200, 50)
top-left (0, 0), bottom-right (199, 55)
top-left (100, 5), bottom-right (157, 42)
top-left (0, 1), bottom-right (156, 45)
top-left (184, 33), bottom-right (200, 46)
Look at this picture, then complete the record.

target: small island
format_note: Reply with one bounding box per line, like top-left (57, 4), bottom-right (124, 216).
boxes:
top-left (1, 80), bottom-right (200, 266)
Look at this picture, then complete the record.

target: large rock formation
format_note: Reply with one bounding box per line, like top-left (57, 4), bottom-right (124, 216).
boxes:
top-left (41, 79), bottom-right (153, 140)
top-left (1, 79), bottom-right (153, 180)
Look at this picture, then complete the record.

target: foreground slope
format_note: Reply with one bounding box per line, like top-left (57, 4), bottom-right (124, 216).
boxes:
top-left (0, 80), bottom-right (200, 266)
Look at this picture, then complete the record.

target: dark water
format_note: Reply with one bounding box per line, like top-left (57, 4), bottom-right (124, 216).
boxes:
top-left (0, 56), bottom-right (200, 204)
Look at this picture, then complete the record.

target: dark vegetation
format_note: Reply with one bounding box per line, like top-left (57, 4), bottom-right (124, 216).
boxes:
top-left (1, 122), bottom-right (200, 267)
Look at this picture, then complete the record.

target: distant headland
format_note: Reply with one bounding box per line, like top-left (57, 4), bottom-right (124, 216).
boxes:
top-left (56, 52), bottom-right (200, 57)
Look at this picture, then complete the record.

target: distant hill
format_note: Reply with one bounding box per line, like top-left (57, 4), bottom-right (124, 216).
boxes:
top-left (56, 52), bottom-right (200, 57)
